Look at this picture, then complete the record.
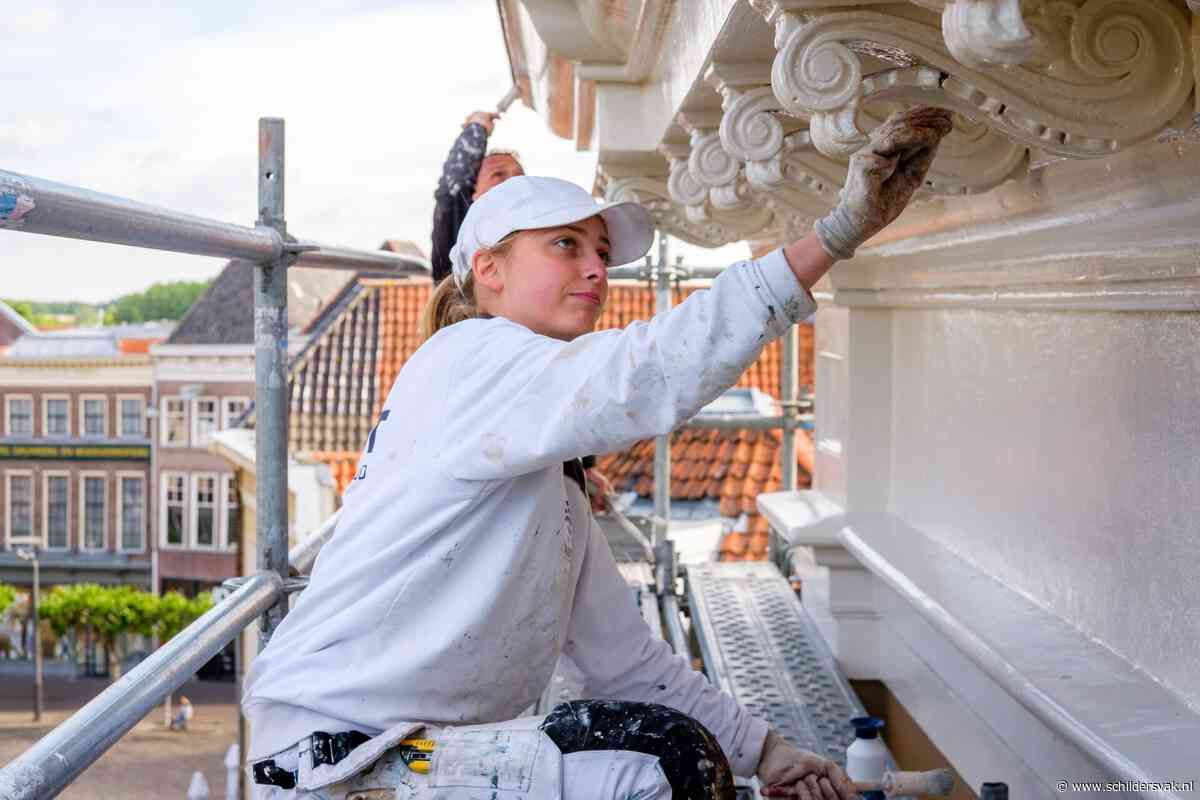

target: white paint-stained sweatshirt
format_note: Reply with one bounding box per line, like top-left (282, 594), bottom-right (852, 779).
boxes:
top-left (242, 248), bottom-right (816, 778)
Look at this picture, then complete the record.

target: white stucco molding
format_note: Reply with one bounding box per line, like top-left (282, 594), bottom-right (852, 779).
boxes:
top-left (755, 0), bottom-right (1037, 70)
top-left (756, 489), bottom-right (885, 679)
top-left (840, 517), bottom-right (1200, 796)
top-left (760, 488), bottom-right (1200, 794)
top-left (759, 0), bottom-right (1194, 159)
top-left (707, 59), bottom-right (1026, 207)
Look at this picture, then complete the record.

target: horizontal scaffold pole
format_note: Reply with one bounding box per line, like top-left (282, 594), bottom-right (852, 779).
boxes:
top-left (0, 169), bottom-right (428, 274)
top-left (0, 573), bottom-right (283, 800)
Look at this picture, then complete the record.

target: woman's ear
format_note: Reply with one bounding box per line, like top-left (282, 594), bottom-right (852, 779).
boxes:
top-left (473, 248), bottom-right (505, 295)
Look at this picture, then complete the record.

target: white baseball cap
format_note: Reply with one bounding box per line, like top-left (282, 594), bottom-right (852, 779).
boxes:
top-left (448, 176), bottom-right (655, 288)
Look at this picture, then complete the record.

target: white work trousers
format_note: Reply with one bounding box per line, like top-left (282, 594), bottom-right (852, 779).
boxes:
top-left (252, 715), bottom-right (672, 800)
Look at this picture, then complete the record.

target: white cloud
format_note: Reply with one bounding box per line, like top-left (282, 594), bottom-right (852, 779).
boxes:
top-left (0, 1), bottom-right (745, 302)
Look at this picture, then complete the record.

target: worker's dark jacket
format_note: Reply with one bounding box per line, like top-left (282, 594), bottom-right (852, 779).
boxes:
top-left (430, 122), bottom-right (489, 285)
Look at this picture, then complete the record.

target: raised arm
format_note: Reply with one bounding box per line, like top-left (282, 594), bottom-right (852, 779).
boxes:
top-left (438, 246), bottom-right (813, 481)
top-left (430, 115), bottom-right (492, 283)
top-left (438, 106), bottom-right (953, 483)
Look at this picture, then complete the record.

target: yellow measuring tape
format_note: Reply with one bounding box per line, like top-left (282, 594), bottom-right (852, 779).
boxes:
top-left (395, 738), bottom-right (436, 773)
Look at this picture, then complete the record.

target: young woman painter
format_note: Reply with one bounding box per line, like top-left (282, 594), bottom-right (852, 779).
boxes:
top-left (243, 106), bottom-right (954, 800)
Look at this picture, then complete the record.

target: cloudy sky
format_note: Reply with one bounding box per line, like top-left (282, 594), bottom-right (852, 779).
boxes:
top-left (1, 0), bottom-right (746, 303)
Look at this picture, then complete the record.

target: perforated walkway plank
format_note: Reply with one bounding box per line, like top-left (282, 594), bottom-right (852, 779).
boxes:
top-left (686, 561), bottom-right (869, 764)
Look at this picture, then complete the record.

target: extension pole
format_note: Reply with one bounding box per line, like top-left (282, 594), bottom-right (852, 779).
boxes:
top-left (652, 237), bottom-right (671, 549)
top-left (254, 118), bottom-right (291, 648)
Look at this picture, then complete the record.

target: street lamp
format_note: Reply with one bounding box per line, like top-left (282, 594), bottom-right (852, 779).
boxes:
top-left (15, 546), bottom-right (43, 722)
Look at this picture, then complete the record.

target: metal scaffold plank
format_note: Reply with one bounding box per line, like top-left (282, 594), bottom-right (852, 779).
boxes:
top-left (686, 562), bottom-right (867, 764)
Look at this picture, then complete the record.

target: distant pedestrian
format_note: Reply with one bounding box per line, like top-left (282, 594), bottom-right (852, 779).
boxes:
top-left (170, 695), bottom-right (193, 731)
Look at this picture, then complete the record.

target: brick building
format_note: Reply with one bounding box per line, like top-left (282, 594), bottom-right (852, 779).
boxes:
top-left (0, 324), bottom-right (170, 589)
top-left (149, 259), bottom-right (355, 593)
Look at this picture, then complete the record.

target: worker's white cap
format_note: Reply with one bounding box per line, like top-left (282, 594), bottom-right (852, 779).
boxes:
top-left (449, 176), bottom-right (655, 288)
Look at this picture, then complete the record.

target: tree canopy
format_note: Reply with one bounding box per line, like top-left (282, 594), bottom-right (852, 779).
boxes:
top-left (104, 280), bottom-right (211, 324)
top-left (38, 584), bottom-right (213, 679)
top-left (4, 277), bottom-right (211, 329)
top-left (0, 584), bottom-right (16, 617)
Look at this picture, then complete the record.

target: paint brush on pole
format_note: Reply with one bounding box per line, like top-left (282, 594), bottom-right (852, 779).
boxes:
top-left (496, 85), bottom-right (521, 114)
top-left (862, 768), bottom-right (955, 795)
top-left (763, 769), bottom-right (954, 797)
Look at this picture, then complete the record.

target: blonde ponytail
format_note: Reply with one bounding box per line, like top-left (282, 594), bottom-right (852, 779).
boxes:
top-left (420, 274), bottom-right (479, 343)
top-left (419, 233), bottom-right (519, 343)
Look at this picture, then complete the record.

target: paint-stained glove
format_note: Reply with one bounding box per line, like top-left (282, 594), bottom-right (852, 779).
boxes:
top-left (757, 730), bottom-right (861, 800)
top-left (814, 106), bottom-right (954, 261)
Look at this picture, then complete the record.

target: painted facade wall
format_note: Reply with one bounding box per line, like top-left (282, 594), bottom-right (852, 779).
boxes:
top-left (886, 307), bottom-right (1200, 710)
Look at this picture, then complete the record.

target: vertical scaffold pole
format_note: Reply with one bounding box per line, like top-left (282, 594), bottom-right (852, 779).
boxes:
top-left (652, 234), bottom-right (672, 547)
top-left (652, 235), bottom-right (674, 595)
top-left (780, 325), bottom-right (799, 491)
top-left (255, 118), bottom-right (290, 648)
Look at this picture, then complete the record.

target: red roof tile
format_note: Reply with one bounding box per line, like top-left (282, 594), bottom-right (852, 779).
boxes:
top-left (596, 427), bottom-right (814, 561)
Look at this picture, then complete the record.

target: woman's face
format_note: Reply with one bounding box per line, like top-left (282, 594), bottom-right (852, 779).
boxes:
top-left (474, 215), bottom-right (610, 341)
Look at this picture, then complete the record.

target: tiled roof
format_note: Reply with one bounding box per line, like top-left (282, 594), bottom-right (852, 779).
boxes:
top-left (294, 278), bottom-right (816, 563)
top-left (167, 260), bottom-right (354, 345)
top-left (597, 426), bottom-right (815, 562)
top-left (599, 283), bottom-right (814, 396)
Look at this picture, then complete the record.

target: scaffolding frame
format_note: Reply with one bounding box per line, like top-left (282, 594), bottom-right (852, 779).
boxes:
top-left (0, 118), bottom-right (810, 800)
top-left (0, 118), bottom-right (424, 800)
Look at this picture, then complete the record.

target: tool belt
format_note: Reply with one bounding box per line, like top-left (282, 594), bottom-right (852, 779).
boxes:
top-left (252, 730), bottom-right (372, 789)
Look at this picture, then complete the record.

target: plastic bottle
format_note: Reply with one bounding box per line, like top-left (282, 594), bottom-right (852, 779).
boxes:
top-left (846, 716), bottom-right (887, 800)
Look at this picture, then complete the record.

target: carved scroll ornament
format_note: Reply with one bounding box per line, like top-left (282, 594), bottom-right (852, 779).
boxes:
top-left (715, 68), bottom-right (1025, 199)
top-left (607, 175), bottom-right (774, 249)
top-left (766, 0), bottom-right (1194, 159)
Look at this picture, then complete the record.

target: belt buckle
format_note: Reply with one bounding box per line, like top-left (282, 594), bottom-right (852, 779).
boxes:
top-left (311, 731), bottom-right (339, 768)
top-left (251, 759), bottom-right (297, 790)
top-left (311, 730), bottom-right (370, 769)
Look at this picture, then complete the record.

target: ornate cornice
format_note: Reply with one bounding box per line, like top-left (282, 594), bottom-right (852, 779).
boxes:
top-left (768, 2), bottom-right (1193, 159)
top-left (558, 0), bottom-right (1195, 249)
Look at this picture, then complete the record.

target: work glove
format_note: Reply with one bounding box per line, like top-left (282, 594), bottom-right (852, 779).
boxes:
top-left (757, 730), bottom-right (861, 800)
top-left (813, 106), bottom-right (954, 261)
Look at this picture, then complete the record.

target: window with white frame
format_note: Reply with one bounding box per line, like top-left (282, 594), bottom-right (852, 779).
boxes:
top-left (45, 396), bottom-right (70, 437)
top-left (223, 474), bottom-right (240, 549)
top-left (81, 474), bottom-right (106, 550)
top-left (192, 397), bottom-right (218, 448)
top-left (44, 473), bottom-right (70, 550)
top-left (161, 397), bottom-right (188, 446)
top-left (81, 396), bottom-right (107, 437)
top-left (6, 396), bottom-right (33, 436)
top-left (119, 396), bottom-right (145, 438)
top-left (118, 474), bottom-right (145, 552)
top-left (222, 396), bottom-right (249, 430)
top-left (6, 472), bottom-right (34, 545)
top-left (192, 473), bottom-right (217, 547)
top-left (162, 472), bottom-right (186, 547)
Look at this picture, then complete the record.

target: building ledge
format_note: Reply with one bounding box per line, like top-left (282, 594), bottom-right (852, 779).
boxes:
top-left (759, 489), bottom-right (1200, 794)
top-left (0, 552), bottom-right (149, 568)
